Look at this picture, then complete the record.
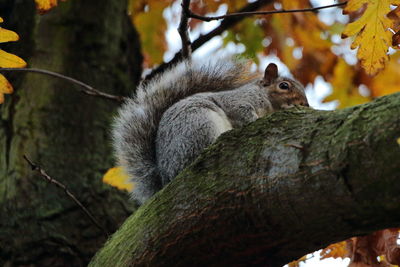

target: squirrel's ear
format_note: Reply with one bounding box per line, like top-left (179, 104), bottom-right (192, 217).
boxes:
top-left (263, 63), bottom-right (278, 86)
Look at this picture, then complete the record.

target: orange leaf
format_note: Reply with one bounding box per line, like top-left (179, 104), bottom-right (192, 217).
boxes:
top-left (34, 0), bottom-right (66, 14)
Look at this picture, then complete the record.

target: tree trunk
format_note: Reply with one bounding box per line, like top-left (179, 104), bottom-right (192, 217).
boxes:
top-left (0, 0), bottom-right (141, 265)
top-left (90, 92), bottom-right (400, 267)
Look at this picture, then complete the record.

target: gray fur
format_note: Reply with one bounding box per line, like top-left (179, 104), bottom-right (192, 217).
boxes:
top-left (112, 58), bottom-right (308, 204)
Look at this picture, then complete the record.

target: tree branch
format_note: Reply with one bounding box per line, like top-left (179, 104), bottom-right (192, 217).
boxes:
top-left (144, 0), bottom-right (273, 82)
top-left (178, 0), bottom-right (192, 59)
top-left (0, 68), bottom-right (125, 103)
top-left (23, 155), bottom-right (109, 237)
top-left (90, 92), bottom-right (400, 267)
top-left (188, 2), bottom-right (347, 22)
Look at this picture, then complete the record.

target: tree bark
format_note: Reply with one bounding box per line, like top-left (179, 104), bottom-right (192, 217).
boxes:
top-left (0, 0), bottom-right (141, 266)
top-left (90, 92), bottom-right (400, 267)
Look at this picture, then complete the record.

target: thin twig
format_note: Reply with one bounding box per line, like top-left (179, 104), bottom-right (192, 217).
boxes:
top-left (144, 0), bottom-right (273, 82)
top-left (0, 68), bottom-right (125, 103)
top-left (188, 2), bottom-right (347, 22)
top-left (178, 0), bottom-right (192, 58)
top-left (23, 155), bottom-right (109, 237)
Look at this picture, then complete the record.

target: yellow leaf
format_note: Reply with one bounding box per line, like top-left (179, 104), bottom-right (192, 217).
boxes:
top-left (0, 18), bottom-right (26, 104)
top-left (0, 74), bottom-right (13, 104)
top-left (0, 27), bottom-right (19, 43)
top-left (342, 0), bottom-right (400, 75)
top-left (397, 137), bottom-right (400, 145)
top-left (0, 49), bottom-right (27, 68)
top-left (102, 167), bottom-right (133, 191)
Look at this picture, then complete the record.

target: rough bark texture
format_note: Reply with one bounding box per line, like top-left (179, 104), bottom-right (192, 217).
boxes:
top-left (0, 0), bottom-right (141, 266)
top-left (90, 92), bottom-right (400, 267)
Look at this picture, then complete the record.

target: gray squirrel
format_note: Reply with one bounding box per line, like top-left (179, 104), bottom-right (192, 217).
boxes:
top-left (112, 57), bottom-right (309, 204)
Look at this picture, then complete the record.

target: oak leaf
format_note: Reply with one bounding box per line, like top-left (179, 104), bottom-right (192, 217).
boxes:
top-left (341, 0), bottom-right (400, 75)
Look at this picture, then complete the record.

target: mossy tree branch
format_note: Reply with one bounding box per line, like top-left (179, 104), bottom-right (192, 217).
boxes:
top-left (90, 92), bottom-right (400, 267)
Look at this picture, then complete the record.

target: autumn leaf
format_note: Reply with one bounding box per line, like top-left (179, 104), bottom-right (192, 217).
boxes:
top-left (103, 167), bottom-right (133, 191)
top-left (342, 0), bottom-right (400, 75)
top-left (0, 17), bottom-right (26, 104)
top-left (0, 27), bottom-right (19, 43)
top-left (0, 49), bottom-right (26, 68)
top-left (34, 0), bottom-right (65, 14)
top-left (320, 241), bottom-right (349, 259)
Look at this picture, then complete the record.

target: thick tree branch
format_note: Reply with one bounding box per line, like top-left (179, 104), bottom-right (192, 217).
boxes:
top-left (90, 92), bottom-right (400, 267)
top-left (144, 0), bottom-right (273, 82)
top-left (0, 68), bottom-right (125, 102)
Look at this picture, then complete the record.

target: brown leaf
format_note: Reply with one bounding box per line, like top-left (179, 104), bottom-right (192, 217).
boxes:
top-left (392, 31), bottom-right (400, 47)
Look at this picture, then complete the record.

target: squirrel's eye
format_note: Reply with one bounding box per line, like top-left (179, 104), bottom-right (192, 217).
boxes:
top-left (278, 82), bottom-right (290, 90)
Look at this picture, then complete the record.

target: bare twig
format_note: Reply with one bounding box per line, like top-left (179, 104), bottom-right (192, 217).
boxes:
top-left (0, 68), bottom-right (126, 103)
top-left (144, 0), bottom-right (273, 82)
top-left (23, 155), bottom-right (109, 237)
top-left (188, 2), bottom-right (347, 21)
top-left (178, 0), bottom-right (192, 58)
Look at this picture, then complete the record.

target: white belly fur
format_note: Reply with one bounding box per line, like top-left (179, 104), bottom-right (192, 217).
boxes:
top-left (207, 109), bottom-right (233, 136)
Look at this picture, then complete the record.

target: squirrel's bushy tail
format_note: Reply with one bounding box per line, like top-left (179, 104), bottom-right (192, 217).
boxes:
top-left (112, 57), bottom-right (257, 204)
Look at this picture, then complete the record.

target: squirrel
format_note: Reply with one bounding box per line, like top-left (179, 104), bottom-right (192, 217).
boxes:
top-left (112, 57), bottom-right (309, 204)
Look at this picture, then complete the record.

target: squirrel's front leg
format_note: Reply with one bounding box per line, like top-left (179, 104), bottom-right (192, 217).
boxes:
top-left (225, 104), bottom-right (258, 128)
